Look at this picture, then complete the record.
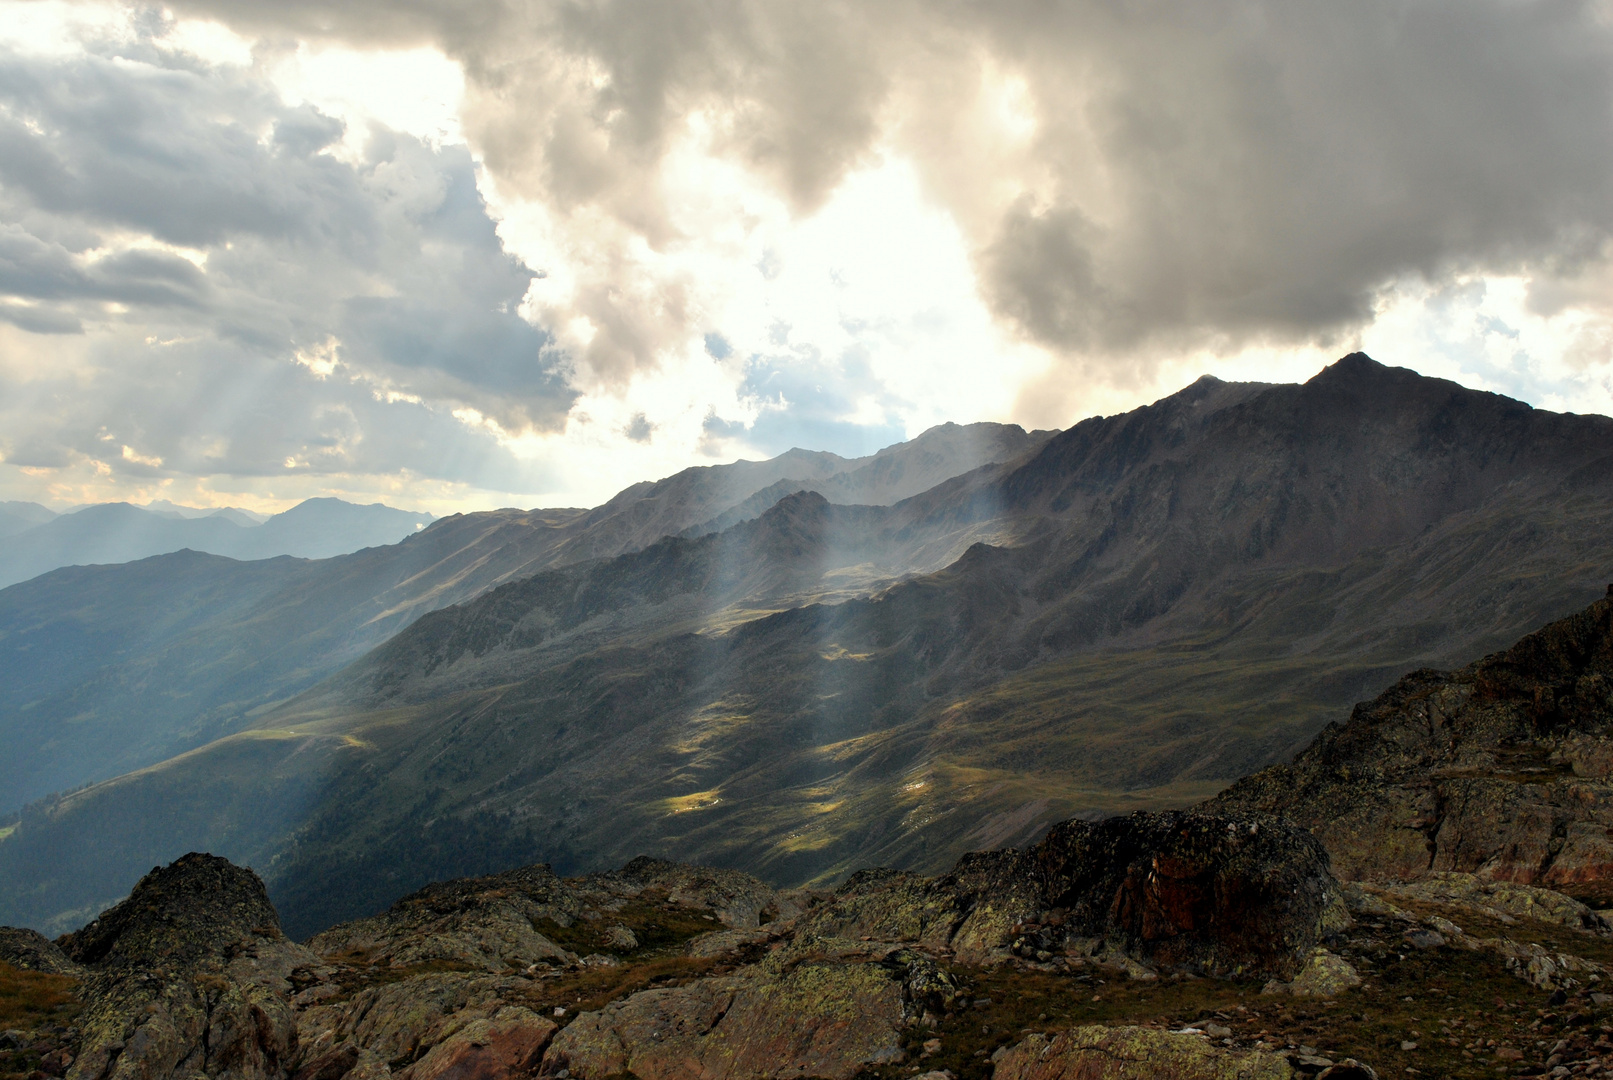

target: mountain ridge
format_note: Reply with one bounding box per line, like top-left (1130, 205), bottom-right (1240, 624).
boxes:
top-left (3, 354), bottom-right (1609, 938)
top-left (0, 424), bottom-right (1048, 814)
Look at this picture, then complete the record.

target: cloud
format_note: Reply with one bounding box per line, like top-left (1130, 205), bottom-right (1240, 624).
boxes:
top-left (161, 0), bottom-right (1613, 383)
top-left (0, 24), bottom-right (576, 504)
top-left (8, 0), bottom-right (1613, 513)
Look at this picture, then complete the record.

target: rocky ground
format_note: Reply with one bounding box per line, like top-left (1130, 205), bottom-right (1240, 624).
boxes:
top-left (7, 820), bottom-right (1613, 1080)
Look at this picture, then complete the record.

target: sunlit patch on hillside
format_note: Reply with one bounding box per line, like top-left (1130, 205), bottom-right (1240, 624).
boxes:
top-left (819, 644), bottom-right (874, 662)
top-left (670, 700), bottom-right (756, 758)
top-left (663, 790), bottom-right (723, 815)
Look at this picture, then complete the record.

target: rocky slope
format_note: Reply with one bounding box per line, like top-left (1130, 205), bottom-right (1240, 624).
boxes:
top-left (6, 355), bottom-right (1613, 939)
top-left (1210, 586), bottom-right (1613, 901)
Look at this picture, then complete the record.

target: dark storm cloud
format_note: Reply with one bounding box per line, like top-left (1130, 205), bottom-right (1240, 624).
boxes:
top-left (170, 0), bottom-right (1613, 370)
top-left (0, 33), bottom-right (575, 489)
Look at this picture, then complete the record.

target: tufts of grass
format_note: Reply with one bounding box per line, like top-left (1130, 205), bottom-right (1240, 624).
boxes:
top-left (0, 962), bottom-right (81, 1080)
top-left (0, 962), bottom-right (79, 1031)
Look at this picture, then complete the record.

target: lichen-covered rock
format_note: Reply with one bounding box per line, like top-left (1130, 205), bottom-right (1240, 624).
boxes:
top-left (1209, 592), bottom-right (1613, 897)
top-left (58, 853), bottom-right (311, 1080)
top-left (1376, 871), bottom-right (1611, 932)
top-left (685, 928), bottom-right (772, 958)
top-left (991, 1026), bottom-right (1293, 1080)
top-left (294, 972), bottom-right (535, 1071)
top-left (305, 865), bottom-right (580, 973)
top-left (1262, 949), bottom-right (1362, 997)
top-left (541, 960), bottom-right (907, 1080)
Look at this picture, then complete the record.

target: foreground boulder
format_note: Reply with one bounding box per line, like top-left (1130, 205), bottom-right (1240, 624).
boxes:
top-left (543, 960), bottom-right (909, 1080)
top-left (1209, 588), bottom-right (1613, 900)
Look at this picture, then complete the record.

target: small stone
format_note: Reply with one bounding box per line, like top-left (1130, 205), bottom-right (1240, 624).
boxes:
top-left (1401, 1041), bottom-right (1418, 1051)
top-left (1206, 1023), bottom-right (1232, 1038)
top-left (37, 1049), bottom-right (73, 1077)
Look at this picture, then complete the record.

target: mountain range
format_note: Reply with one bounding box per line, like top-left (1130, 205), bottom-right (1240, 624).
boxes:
top-left (0, 497), bottom-right (437, 589)
top-left (0, 422), bottom-right (1048, 819)
top-left (1, 354), bottom-right (1610, 940)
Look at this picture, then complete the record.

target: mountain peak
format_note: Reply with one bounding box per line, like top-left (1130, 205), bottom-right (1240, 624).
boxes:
top-left (755, 488), bottom-right (831, 526)
top-left (1309, 351), bottom-right (1391, 383)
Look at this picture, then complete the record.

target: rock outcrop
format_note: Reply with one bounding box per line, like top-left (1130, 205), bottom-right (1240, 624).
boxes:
top-left (0, 927), bottom-right (83, 977)
top-left (802, 810), bottom-right (1345, 978)
top-left (56, 853), bottom-right (311, 1080)
top-left (1208, 589), bottom-right (1613, 900)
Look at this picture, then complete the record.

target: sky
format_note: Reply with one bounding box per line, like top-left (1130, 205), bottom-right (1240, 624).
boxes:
top-left (1, 1), bottom-right (1612, 515)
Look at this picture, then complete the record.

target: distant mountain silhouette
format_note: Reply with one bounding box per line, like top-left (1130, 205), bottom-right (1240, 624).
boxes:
top-left (0, 497), bottom-right (435, 588)
top-left (0, 500), bottom-right (56, 538)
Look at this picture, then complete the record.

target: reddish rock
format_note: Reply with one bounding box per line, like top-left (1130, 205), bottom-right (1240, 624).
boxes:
top-left (399, 1008), bottom-right (555, 1080)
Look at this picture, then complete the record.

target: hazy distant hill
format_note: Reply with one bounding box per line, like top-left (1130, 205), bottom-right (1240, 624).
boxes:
top-left (0, 423), bottom-right (1046, 821)
top-left (0, 497), bottom-right (436, 588)
top-left (4, 354), bottom-right (1611, 937)
top-left (0, 501), bottom-right (56, 538)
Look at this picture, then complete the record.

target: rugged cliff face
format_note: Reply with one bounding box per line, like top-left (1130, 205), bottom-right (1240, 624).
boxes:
top-left (15, 854), bottom-right (311, 1080)
top-left (1210, 588), bottom-right (1613, 901)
